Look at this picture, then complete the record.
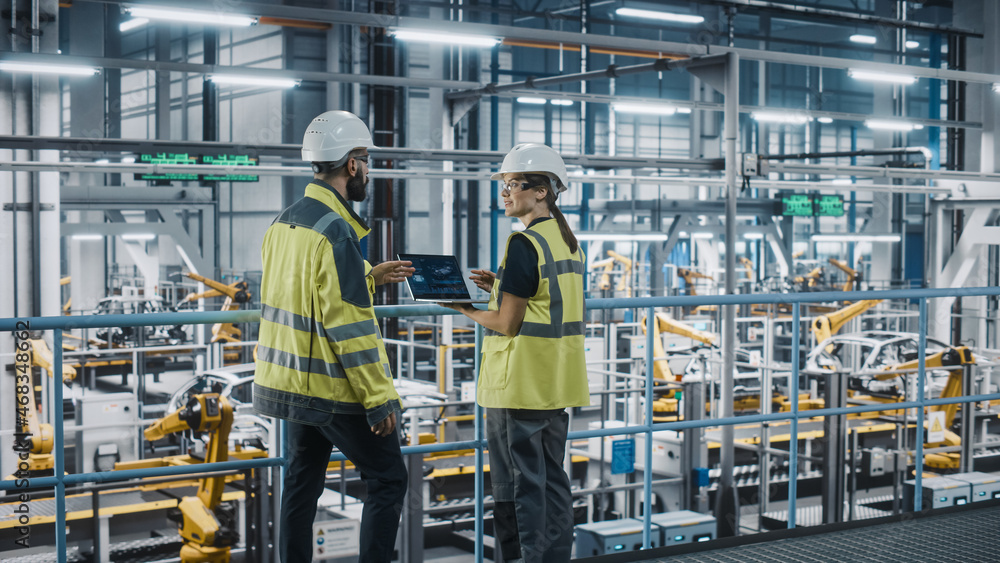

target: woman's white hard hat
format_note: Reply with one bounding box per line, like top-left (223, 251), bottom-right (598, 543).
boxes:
top-left (491, 142), bottom-right (568, 193)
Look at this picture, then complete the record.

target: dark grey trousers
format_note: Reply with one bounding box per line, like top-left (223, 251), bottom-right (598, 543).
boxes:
top-left (486, 408), bottom-right (574, 563)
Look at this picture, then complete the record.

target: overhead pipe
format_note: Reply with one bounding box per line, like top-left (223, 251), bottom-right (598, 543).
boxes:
top-left (447, 57), bottom-right (691, 101)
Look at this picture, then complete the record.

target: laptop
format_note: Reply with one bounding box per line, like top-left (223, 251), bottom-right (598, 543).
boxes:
top-left (397, 253), bottom-right (488, 304)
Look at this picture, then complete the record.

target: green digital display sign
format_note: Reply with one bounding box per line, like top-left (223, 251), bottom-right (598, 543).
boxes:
top-left (815, 195), bottom-right (845, 217)
top-left (779, 194), bottom-right (845, 217)
top-left (781, 194), bottom-right (814, 217)
top-left (135, 153), bottom-right (259, 182)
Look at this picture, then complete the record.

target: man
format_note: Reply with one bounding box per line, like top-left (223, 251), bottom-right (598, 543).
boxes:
top-left (254, 110), bottom-right (414, 563)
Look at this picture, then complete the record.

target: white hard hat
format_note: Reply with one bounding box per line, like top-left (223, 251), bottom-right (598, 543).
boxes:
top-left (491, 143), bottom-right (568, 193)
top-left (301, 110), bottom-right (374, 164)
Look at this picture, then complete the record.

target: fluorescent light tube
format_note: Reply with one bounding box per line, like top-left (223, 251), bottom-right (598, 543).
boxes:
top-left (676, 107), bottom-right (692, 114)
top-left (905, 40), bottom-right (919, 49)
top-left (0, 61), bottom-right (100, 76)
top-left (122, 233), bottom-right (157, 241)
top-left (817, 117), bottom-right (834, 124)
top-left (125, 6), bottom-right (257, 27)
top-left (848, 69), bottom-right (917, 85)
top-left (388, 28), bottom-right (501, 47)
top-left (865, 119), bottom-right (920, 132)
top-left (550, 99), bottom-right (574, 106)
top-left (72, 234), bottom-right (104, 241)
top-left (94, 159), bottom-right (110, 164)
top-left (616, 8), bottom-right (704, 24)
top-left (691, 232), bottom-right (715, 239)
top-left (831, 178), bottom-right (854, 185)
top-left (751, 111), bottom-right (811, 124)
top-left (993, 83), bottom-right (1000, 93)
top-left (516, 97), bottom-right (547, 105)
top-left (612, 102), bottom-right (676, 116)
top-left (811, 234), bottom-right (901, 243)
top-left (208, 75), bottom-right (300, 88)
top-left (576, 233), bottom-right (669, 241)
top-left (849, 34), bottom-right (877, 45)
top-left (743, 233), bottom-right (765, 240)
top-left (120, 18), bottom-right (148, 32)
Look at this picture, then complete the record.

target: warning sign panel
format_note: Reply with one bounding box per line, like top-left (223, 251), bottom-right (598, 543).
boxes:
top-left (927, 410), bottom-right (946, 444)
top-left (313, 518), bottom-right (360, 560)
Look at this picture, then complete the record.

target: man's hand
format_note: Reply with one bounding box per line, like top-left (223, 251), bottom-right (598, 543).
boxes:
top-left (469, 269), bottom-right (496, 292)
top-left (371, 412), bottom-right (397, 437)
top-left (371, 260), bottom-right (414, 286)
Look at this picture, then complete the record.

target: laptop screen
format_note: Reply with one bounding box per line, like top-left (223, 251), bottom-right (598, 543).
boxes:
top-left (397, 253), bottom-right (477, 301)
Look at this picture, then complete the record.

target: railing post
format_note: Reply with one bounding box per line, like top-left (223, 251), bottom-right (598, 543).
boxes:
top-left (643, 307), bottom-right (655, 549)
top-left (474, 324), bottom-right (484, 562)
top-left (54, 329), bottom-right (66, 563)
top-left (789, 303), bottom-right (800, 528)
top-left (915, 298), bottom-right (927, 512)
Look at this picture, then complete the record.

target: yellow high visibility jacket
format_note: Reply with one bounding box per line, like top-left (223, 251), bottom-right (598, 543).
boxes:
top-left (478, 219), bottom-right (590, 409)
top-left (253, 180), bottom-right (400, 426)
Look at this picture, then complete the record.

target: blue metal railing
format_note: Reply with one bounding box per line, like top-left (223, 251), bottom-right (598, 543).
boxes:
top-left (3, 285), bottom-right (1000, 562)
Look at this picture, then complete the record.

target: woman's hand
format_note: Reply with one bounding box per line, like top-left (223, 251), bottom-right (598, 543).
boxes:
top-left (437, 302), bottom-right (474, 312)
top-left (371, 260), bottom-right (415, 286)
top-left (469, 269), bottom-right (496, 292)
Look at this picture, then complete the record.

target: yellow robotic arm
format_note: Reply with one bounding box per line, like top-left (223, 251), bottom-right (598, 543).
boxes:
top-left (145, 393), bottom-right (236, 562)
top-left (641, 312), bottom-right (718, 381)
top-left (677, 268), bottom-right (713, 296)
top-left (607, 250), bottom-right (633, 296)
top-left (828, 258), bottom-right (861, 292)
top-left (590, 257), bottom-right (616, 291)
top-left (811, 299), bottom-right (883, 351)
top-left (875, 345), bottom-right (975, 430)
top-left (182, 273), bottom-right (252, 344)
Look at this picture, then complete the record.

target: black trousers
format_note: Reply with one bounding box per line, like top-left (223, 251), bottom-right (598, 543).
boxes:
top-left (487, 408), bottom-right (574, 563)
top-left (279, 416), bottom-right (407, 563)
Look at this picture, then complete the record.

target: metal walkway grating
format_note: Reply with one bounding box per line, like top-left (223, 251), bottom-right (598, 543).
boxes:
top-left (611, 504), bottom-right (1000, 563)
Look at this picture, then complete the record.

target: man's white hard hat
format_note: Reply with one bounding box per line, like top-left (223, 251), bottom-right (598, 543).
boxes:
top-left (491, 142), bottom-right (568, 193)
top-left (301, 110), bottom-right (374, 164)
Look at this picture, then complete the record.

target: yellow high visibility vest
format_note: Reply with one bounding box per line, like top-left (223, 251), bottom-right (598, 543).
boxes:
top-left (254, 181), bottom-right (400, 427)
top-left (478, 219), bottom-right (590, 409)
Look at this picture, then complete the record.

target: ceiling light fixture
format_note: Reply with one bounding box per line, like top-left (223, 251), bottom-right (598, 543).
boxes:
top-left (691, 232), bottom-right (715, 239)
top-left (751, 111), bottom-right (811, 124)
top-left (905, 40), bottom-right (920, 49)
top-left (865, 119), bottom-right (921, 132)
top-left (743, 233), bottom-right (765, 240)
top-left (387, 28), bottom-right (501, 47)
top-left (576, 233), bottom-right (669, 241)
top-left (208, 75), bottom-right (300, 88)
top-left (124, 6), bottom-right (257, 26)
top-left (811, 234), bottom-right (901, 243)
top-left (121, 233), bottom-right (158, 241)
top-left (616, 8), bottom-right (705, 24)
top-left (849, 34), bottom-right (877, 45)
top-left (71, 234), bottom-right (104, 241)
top-left (0, 61), bottom-right (100, 76)
top-left (119, 18), bottom-right (148, 32)
top-left (993, 83), bottom-right (1000, 93)
top-left (848, 69), bottom-right (917, 85)
top-left (550, 99), bottom-right (574, 106)
top-left (831, 178), bottom-right (854, 185)
top-left (516, 97), bottom-right (547, 105)
top-left (817, 117), bottom-right (834, 124)
top-left (611, 102), bottom-right (676, 116)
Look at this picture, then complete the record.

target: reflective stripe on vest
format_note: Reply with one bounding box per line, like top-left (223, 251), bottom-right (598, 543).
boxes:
top-left (486, 229), bottom-right (585, 339)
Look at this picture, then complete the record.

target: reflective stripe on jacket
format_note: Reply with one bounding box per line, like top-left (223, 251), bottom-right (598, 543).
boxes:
top-left (254, 181), bottom-right (400, 427)
top-left (478, 219), bottom-right (590, 409)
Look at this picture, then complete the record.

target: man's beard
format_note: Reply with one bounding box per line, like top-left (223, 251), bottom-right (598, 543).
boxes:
top-left (346, 166), bottom-right (368, 202)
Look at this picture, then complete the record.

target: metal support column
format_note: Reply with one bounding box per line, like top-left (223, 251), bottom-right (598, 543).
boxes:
top-left (821, 370), bottom-right (847, 524)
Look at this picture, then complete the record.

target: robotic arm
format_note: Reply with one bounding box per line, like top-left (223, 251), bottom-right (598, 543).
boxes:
top-left (145, 392), bottom-right (236, 562)
top-left (182, 272), bottom-right (252, 343)
top-left (875, 345), bottom-right (976, 430)
top-left (811, 299), bottom-right (883, 352)
top-left (828, 258), bottom-right (861, 292)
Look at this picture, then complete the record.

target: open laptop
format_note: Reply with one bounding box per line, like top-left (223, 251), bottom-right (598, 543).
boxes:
top-left (397, 253), bottom-right (488, 304)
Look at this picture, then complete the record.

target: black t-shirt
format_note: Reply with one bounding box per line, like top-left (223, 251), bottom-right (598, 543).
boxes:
top-left (498, 217), bottom-right (553, 298)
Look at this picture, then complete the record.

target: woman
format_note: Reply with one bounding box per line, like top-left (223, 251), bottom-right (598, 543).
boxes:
top-left (444, 143), bottom-right (589, 563)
